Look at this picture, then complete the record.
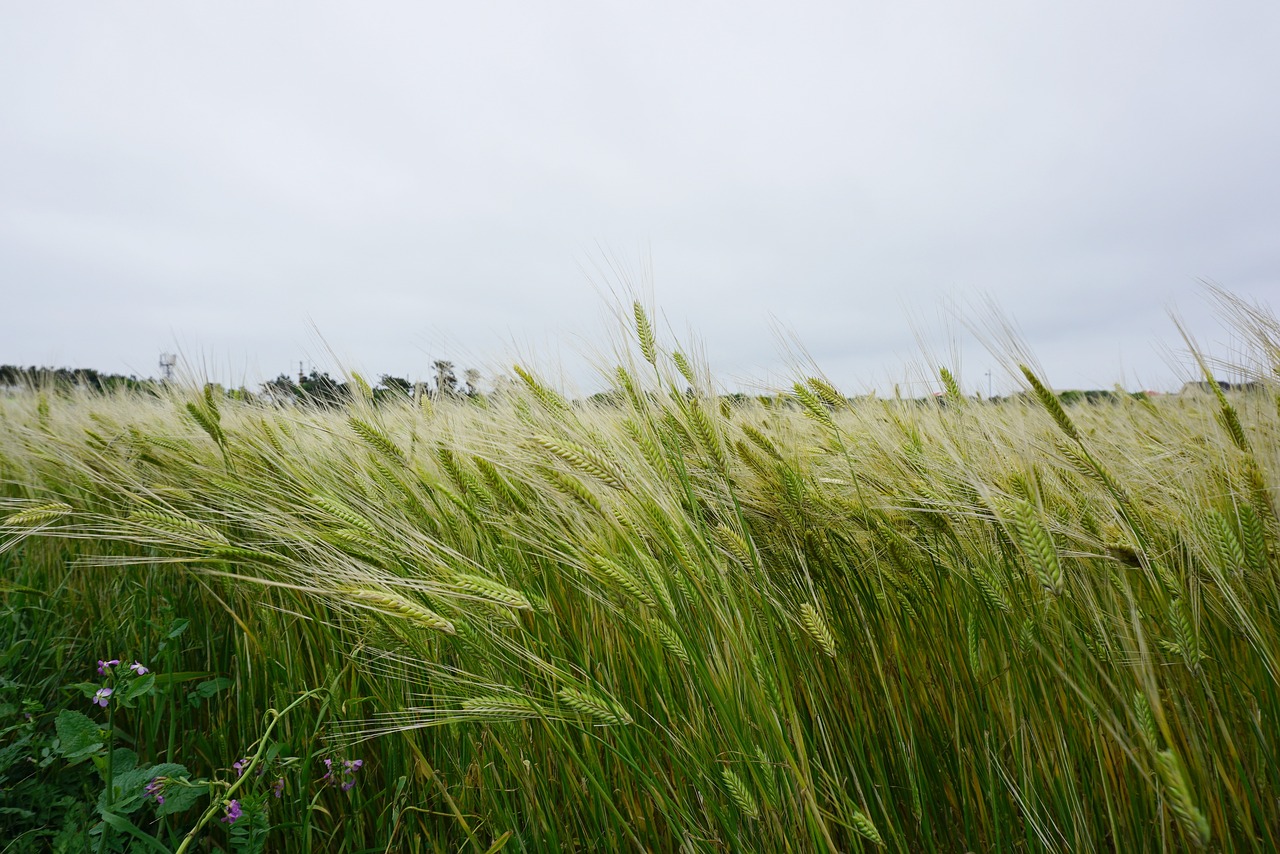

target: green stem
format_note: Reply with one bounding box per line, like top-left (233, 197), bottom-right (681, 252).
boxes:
top-left (173, 689), bottom-right (321, 854)
top-left (98, 695), bottom-right (117, 854)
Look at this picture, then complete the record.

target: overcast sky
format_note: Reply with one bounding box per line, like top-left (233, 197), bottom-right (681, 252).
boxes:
top-left (3, 2), bottom-right (1278, 395)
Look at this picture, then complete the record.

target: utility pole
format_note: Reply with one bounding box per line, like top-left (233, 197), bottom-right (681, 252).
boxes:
top-left (985, 370), bottom-right (993, 400)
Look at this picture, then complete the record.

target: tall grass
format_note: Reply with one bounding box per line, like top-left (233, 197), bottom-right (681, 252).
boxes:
top-left (3, 294), bottom-right (1280, 851)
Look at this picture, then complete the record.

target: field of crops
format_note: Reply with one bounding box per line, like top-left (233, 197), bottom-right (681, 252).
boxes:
top-left (3, 301), bottom-right (1279, 852)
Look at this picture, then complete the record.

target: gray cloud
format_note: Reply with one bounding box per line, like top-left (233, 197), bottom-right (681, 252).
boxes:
top-left (3, 1), bottom-right (1277, 393)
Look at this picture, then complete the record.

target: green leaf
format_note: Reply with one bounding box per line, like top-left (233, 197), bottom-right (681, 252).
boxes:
top-left (123, 674), bottom-right (156, 703)
top-left (187, 677), bottom-right (233, 708)
top-left (54, 709), bottom-right (104, 762)
top-left (98, 810), bottom-right (173, 854)
top-left (100, 762), bottom-right (188, 815)
top-left (166, 618), bottom-right (191, 639)
top-left (155, 776), bottom-right (207, 816)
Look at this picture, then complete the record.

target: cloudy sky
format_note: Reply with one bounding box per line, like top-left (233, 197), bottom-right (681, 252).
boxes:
top-left (2, 1), bottom-right (1277, 395)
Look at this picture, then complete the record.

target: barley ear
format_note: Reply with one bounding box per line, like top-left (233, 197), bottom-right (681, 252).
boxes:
top-left (557, 686), bottom-right (632, 725)
top-left (851, 807), bottom-right (885, 846)
top-left (1019, 364), bottom-right (1079, 442)
top-left (799, 602), bottom-right (838, 657)
top-left (2, 502), bottom-right (73, 527)
top-left (1155, 749), bottom-right (1210, 848)
top-left (345, 588), bottom-right (456, 634)
top-left (672, 350), bottom-right (696, 386)
top-left (721, 768), bottom-right (759, 819)
top-left (938, 367), bottom-right (963, 405)
top-left (793, 382), bottom-right (837, 431)
top-left (634, 302), bottom-right (656, 366)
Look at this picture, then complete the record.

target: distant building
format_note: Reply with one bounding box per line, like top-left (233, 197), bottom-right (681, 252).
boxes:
top-left (1178, 380), bottom-right (1263, 395)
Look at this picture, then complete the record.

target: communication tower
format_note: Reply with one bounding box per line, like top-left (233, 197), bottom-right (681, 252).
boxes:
top-left (159, 353), bottom-right (177, 382)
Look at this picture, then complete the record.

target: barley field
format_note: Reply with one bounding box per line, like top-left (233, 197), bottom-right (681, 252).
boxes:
top-left (3, 298), bottom-right (1280, 852)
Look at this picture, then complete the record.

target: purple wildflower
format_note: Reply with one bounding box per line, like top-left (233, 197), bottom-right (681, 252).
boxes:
top-left (320, 758), bottom-right (334, 783)
top-left (232, 757), bottom-right (249, 777)
top-left (341, 778), bottom-right (356, 791)
top-left (221, 799), bottom-right (243, 823)
top-left (129, 661), bottom-right (149, 675)
top-left (97, 659), bottom-right (120, 676)
top-left (144, 777), bottom-right (167, 806)
top-left (273, 777), bottom-right (285, 798)
top-left (92, 687), bottom-right (113, 708)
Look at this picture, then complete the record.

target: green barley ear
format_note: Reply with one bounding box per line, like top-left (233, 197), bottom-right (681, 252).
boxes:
top-left (312, 495), bottom-right (379, 537)
top-left (1208, 378), bottom-right (1249, 452)
top-left (971, 563), bottom-right (1011, 614)
top-left (537, 467), bottom-right (602, 514)
top-left (713, 524), bottom-right (754, 568)
top-left (1237, 503), bottom-right (1270, 573)
top-left (634, 302), bottom-right (656, 365)
top-left (740, 423), bottom-right (782, 460)
top-left (1155, 749), bottom-right (1210, 848)
top-left (532, 435), bottom-right (627, 491)
top-left (672, 351), bottom-right (696, 386)
top-left (751, 652), bottom-right (781, 711)
top-left (967, 617), bottom-right (985, 678)
top-left (793, 382), bottom-right (837, 431)
top-left (652, 620), bottom-right (692, 666)
top-left (686, 402), bottom-right (728, 471)
top-left (806, 376), bottom-right (846, 409)
top-left (557, 685), bottom-right (632, 725)
top-left (513, 365), bottom-right (568, 412)
top-left (348, 416), bottom-right (408, 467)
top-left (1007, 498), bottom-right (1064, 595)
top-left (938, 367), bottom-right (963, 405)
top-left (1019, 365), bottom-right (1080, 442)
top-left (1134, 691), bottom-right (1159, 747)
top-left (799, 602), bottom-right (837, 657)
top-left (1169, 597), bottom-right (1202, 669)
top-left (184, 400), bottom-right (225, 449)
top-left (721, 767), bottom-right (759, 818)
top-left (350, 372), bottom-right (374, 403)
top-left (851, 807), bottom-right (885, 846)
top-left (202, 382), bottom-right (220, 416)
top-left (586, 554), bottom-right (658, 608)
top-left (461, 696), bottom-right (540, 719)
top-left (345, 588), bottom-right (456, 634)
top-left (2, 502), bottom-right (73, 527)
top-left (1204, 508), bottom-right (1246, 574)
top-left (453, 574), bottom-right (533, 610)
top-left (129, 509), bottom-right (229, 546)
top-left (615, 366), bottom-right (645, 411)
top-left (753, 746), bottom-right (779, 805)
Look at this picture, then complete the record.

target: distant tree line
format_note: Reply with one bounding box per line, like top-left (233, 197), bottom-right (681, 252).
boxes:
top-left (0, 364), bottom-right (159, 393)
top-left (0, 361), bottom-right (486, 407)
top-left (260, 361), bottom-right (484, 407)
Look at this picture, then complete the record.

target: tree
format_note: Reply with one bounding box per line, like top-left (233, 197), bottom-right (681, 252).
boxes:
top-left (261, 374), bottom-right (301, 405)
top-left (464, 368), bottom-right (481, 397)
top-left (297, 370), bottom-right (348, 407)
top-left (378, 375), bottom-right (413, 401)
top-left (433, 360), bottom-right (457, 398)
